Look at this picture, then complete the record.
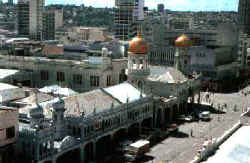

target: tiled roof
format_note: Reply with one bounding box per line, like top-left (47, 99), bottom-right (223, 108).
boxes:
top-left (64, 89), bottom-right (120, 116)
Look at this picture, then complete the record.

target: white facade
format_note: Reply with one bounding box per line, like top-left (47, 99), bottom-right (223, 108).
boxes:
top-left (133, 0), bottom-right (144, 21)
top-left (29, 0), bottom-right (44, 40)
top-left (54, 9), bottom-right (63, 30)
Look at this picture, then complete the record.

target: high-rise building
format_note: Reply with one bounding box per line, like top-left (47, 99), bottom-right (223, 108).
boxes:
top-left (114, 0), bottom-right (145, 41)
top-left (42, 8), bottom-right (63, 40)
top-left (8, 0), bottom-right (14, 5)
top-left (17, 0), bottom-right (30, 37)
top-left (238, 0), bottom-right (250, 35)
top-left (29, 0), bottom-right (45, 40)
top-left (157, 4), bottom-right (164, 13)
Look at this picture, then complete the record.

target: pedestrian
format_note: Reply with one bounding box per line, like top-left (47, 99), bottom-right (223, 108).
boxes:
top-left (190, 129), bottom-right (193, 137)
top-left (218, 103), bottom-right (220, 111)
top-left (234, 104), bottom-right (237, 112)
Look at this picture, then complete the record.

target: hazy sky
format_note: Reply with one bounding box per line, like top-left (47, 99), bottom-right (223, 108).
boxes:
top-left (4, 0), bottom-right (239, 11)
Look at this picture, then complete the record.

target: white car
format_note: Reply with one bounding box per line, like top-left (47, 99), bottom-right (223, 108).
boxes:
top-left (199, 111), bottom-right (211, 121)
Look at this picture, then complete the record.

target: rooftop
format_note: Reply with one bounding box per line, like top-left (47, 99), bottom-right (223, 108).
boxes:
top-left (64, 89), bottom-right (120, 117)
top-left (147, 66), bottom-right (187, 83)
top-left (103, 82), bottom-right (146, 104)
top-left (0, 69), bottom-right (20, 80)
top-left (206, 126), bottom-right (250, 163)
top-left (0, 82), bottom-right (17, 91)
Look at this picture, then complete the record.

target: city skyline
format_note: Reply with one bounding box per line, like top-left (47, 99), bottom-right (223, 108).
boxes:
top-left (3, 0), bottom-right (239, 11)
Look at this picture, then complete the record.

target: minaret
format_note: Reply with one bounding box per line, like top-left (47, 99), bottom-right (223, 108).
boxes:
top-left (29, 104), bottom-right (44, 129)
top-left (52, 97), bottom-right (66, 140)
top-left (175, 48), bottom-right (180, 70)
top-left (175, 34), bottom-right (192, 75)
top-left (127, 28), bottom-right (149, 89)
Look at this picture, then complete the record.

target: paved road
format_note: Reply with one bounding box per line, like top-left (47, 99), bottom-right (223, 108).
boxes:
top-left (146, 91), bottom-right (248, 163)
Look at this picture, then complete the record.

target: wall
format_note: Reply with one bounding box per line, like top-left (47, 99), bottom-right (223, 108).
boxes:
top-left (0, 109), bottom-right (18, 147)
top-left (188, 46), bottom-right (215, 73)
top-left (0, 55), bottom-right (127, 93)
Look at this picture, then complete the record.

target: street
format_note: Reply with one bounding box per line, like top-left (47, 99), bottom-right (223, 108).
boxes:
top-left (145, 91), bottom-right (248, 163)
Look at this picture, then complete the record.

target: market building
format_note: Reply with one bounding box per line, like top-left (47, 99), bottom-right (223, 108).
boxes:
top-left (0, 31), bottom-right (201, 163)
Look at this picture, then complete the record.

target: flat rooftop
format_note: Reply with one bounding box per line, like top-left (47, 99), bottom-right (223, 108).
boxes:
top-left (0, 69), bottom-right (20, 80)
top-left (0, 82), bottom-right (17, 91)
top-left (205, 126), bottom-right (250, 163)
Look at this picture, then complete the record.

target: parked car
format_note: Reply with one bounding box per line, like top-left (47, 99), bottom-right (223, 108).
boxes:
top-left (199, 111), bottom-right (211, 121)
top-left (177, 115), bottom-right (193, 122)
top-left (116, 140), bottom-right (133, 153)
top-left (166, 124), bottom-right (179, 132)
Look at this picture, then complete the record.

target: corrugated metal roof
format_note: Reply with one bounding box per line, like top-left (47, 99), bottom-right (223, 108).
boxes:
top-left (103, 82), bottom-right (146, 104)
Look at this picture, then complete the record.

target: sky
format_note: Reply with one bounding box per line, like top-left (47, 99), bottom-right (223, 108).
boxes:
top-left (3, 0), bottom-right (239, 11)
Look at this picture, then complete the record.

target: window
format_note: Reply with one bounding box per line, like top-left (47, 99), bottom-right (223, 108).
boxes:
top-left (57, 72), bottom-right (65, 82)
top-left (73, 74), bottom-right (82, 85)
top-left (40, 70), bottom-right (49, 81)
top-left (107, 75), bottom-right (111, 86)
top-left (6, 126), bottom-right (15, 139)
top-left (90, 76), bottom-right (99, 87)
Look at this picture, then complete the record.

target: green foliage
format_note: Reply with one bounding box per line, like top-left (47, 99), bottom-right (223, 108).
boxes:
top-left (48, 5), bottom-right (114, 29)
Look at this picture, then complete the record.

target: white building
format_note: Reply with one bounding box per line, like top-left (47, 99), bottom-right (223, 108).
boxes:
top-left (29, 0), bottom-right (44, 40)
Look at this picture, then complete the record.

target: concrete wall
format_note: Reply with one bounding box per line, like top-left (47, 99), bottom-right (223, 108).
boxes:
top-left (188, 46), bottom-right (215, 71)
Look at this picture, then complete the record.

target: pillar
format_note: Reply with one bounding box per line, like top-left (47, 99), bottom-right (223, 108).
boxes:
top-left (52, 157), bottom-right (57, 163)
top-left (198, 91), bottom-right (201, 104)
top-left (80, 145), bottom-right (85, 163)
top-left (161, 108), bottom-right (165, 125)
top-left (139, 122), bottom-right (142, 135)
top-left (169, 107), bottom-right (173, 122)
top-left (150, 117), bottom-right (153, 128)
top-left (93, 142), bottom-right (96, 160)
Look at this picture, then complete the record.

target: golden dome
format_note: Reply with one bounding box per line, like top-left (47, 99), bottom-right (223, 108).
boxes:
top-left (175, 34), bottom-right (192, 47)
top-left (128, 33), bottom-right (148, 54)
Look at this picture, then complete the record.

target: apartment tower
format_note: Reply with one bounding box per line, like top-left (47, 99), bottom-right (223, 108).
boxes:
top-left (114, 0), bottom-right (145, 41)
top-left (17, 0), bottom-right (30, 37)
top-left (29, 0), bottom-right (45, 40)
top-left (238, 0), bottom-right (250, 35)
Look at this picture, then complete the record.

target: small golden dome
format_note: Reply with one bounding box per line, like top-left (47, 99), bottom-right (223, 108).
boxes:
top-left (128, 32), bottom-right (148, 54)
top-left (175, 34), bottom-right (192, 47)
